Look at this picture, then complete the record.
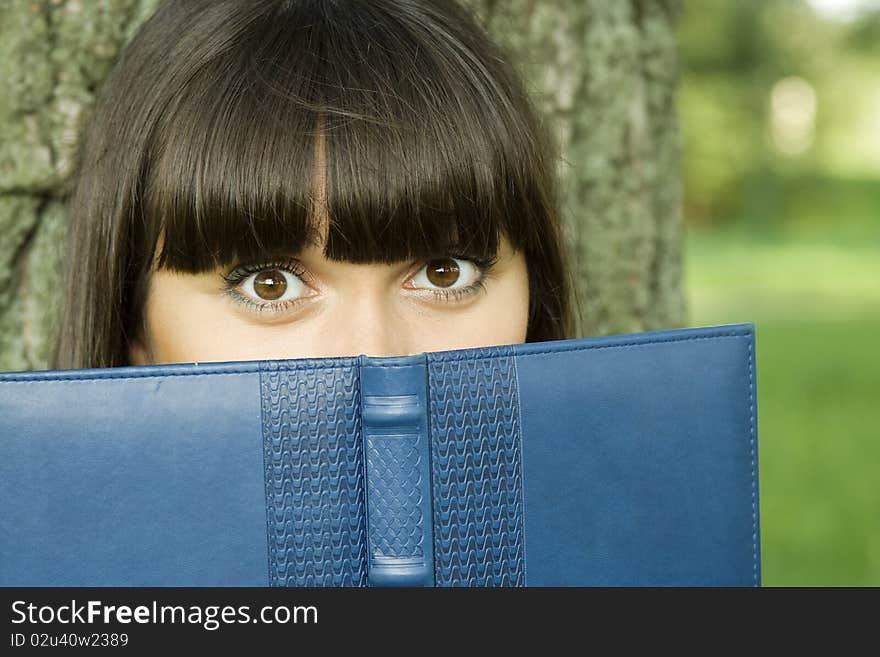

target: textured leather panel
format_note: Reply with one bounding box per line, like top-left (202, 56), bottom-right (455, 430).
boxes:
top-left (516, 326), bottom-right (760, 586)
top-left (260, 359), bottom-right (367, 587)
top-left (0, 369), bottom-right (268, 586)
top-left (427, 347), bottom-right (526, 586)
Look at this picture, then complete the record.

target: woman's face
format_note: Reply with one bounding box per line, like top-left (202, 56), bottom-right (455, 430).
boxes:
top-left (128, 226), bottom-right (530, 365)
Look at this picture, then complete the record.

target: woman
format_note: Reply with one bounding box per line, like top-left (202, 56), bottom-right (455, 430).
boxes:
top-left (51, 0), bottom-right (579, 369)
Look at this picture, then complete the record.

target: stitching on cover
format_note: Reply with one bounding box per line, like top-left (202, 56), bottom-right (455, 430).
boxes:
top-left (257, 364), bottom-right (274, 587)
top-left (748, 337), bottom-right (759, 586)
top-left (433, 332), bottom-right (752, 363)
top-left (357, 366), bottom-right (373, 583)
top-left (0, 365), bottom-right (347, 384)
top-left (422, 360), bottom-right (436, 586)
top-left (510, 348), bottom-right (527, 586)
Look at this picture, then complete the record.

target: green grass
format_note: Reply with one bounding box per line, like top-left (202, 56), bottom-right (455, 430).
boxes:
top-left (686, 233), bottom-right (880, 585)
top-left (752, 320), bottom-right (880, 585)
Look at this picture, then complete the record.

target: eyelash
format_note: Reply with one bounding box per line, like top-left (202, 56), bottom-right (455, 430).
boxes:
top-left (220, 254), bottom-right (498, 316)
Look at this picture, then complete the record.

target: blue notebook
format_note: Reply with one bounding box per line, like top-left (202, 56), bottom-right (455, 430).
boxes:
top-left (0, 322), bottom-right (760, 587)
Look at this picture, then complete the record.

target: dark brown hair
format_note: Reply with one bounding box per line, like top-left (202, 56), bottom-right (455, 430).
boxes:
top-left (51, 0), bottom-right (577, 370)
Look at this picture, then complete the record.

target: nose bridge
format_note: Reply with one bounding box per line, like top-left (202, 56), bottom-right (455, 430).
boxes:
top-left (331, 287), bottom-right (409, 358)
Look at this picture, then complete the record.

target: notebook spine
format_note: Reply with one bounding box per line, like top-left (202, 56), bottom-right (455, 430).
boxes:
top-left (359, 354), bottom-right (434, 586)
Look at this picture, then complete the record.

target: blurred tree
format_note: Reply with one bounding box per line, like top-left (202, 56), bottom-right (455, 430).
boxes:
top-left (847, 8), bottom-right (880, 51)
top-left (0, 0), bottom-right (685, 371)
top-left (679, 0), bottom-right (880, 235)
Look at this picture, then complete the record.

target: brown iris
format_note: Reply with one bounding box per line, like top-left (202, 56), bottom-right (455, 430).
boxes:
top-left (253, 270), bottom-right (287, 300)
top-left (425, 258), bottom-right (460, 287)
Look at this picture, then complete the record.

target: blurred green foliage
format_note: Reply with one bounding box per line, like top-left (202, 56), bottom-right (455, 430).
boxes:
top-left (679, 0), bottom-right (880, 585)
top-left (680, 0), bottom-right (880, 235)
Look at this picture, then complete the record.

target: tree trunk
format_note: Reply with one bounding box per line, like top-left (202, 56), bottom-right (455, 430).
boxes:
top-left (0, 0), bottom-right (164, 372)
top-left (465, 0), bottom-right (686, 337)
top-left (0, 0), bottom-right (684, 371)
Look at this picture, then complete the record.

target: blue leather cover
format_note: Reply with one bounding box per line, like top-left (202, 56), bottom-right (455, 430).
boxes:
top-left (0, 323), bottom-right (760, 586)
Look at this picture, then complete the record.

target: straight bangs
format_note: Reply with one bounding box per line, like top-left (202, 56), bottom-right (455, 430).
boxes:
top-left (142, 0), bottom-right (553, 274)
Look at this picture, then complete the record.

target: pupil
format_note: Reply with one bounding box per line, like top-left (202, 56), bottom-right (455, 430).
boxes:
top-left (426, 258), bottom-right (460, 287)
top-left (253, 270), bottom-right (287, 300)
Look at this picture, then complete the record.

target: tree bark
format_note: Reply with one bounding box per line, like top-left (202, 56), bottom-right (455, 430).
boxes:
top-left (0, 0), bottom-right (685, 371)
top-left (0, 0), bottom-right (164, 372)
top-left (465, 0), bottom-right (686, 337)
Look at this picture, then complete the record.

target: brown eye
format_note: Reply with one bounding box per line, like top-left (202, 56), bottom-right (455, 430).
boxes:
top-left (410, 256), bottom-right (480, 296)
top-left (236, 266), bottom-right (308, 308)
top-left (425, 257), bottom-right (460, 288)
top-left (252, 270), bottom-right (287, 300)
